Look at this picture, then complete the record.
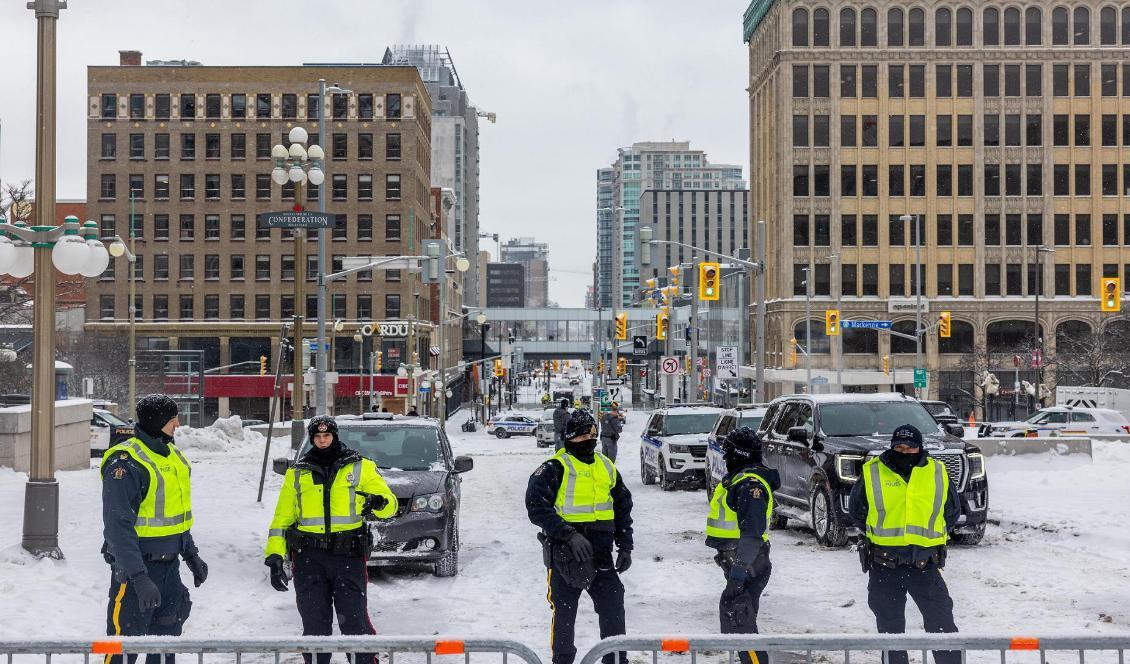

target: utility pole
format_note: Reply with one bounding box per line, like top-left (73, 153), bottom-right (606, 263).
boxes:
top-left (804, 266), bottom-right (812, 392)
top-left (688, 260), bottom-right (699, 401)
top-left (833, 253), bottom-right (842, 391)
top-left (755, 221), bottom-right (767, 403)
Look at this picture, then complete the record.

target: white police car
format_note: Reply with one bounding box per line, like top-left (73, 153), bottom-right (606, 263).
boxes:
top-left (485, 414), bottom-right (538, 439)
top-left (639, 405), bottom-right (723, 491)
top-left (705, 404), bottom-right (768, 496)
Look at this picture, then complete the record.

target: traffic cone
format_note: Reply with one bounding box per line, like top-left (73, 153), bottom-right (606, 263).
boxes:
top-left (967, 411), bottom-right (976, 428)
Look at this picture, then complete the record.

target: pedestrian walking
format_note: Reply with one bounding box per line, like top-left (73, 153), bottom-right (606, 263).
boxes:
top-left (264, 415), bottom-right (399, 664)
top-left (599, 402), bottom-right (625, 462)
top-left (101, 394), bottom-right (208, 664)
top-left (848, 424), bottom-right (962, 664)
top-left (705, 426), bottom-right (778, 664)
top-left (552, 398), bottom-right (570, 451)
top-left (526, 409), bottom-right (634, 664)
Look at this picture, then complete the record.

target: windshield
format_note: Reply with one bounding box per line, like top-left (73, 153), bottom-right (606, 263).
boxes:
top-left (744, 415), bottom-right (765, 431)
top-left (923, 403), bottom-right (953, 417)
top-left (324, 426), bottom-right (444, 471)
top-left (819, 402), bottom-right (941, 437)
top-left (663, 413), bottom-right (719, 436)
top-left (99, 411), bottom-right (129, 427)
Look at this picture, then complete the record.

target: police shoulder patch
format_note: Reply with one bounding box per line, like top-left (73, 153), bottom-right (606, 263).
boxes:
top-left (750, 485), bottom-right (764, 499)
top-left (112, 467), bottom-right (126, 480)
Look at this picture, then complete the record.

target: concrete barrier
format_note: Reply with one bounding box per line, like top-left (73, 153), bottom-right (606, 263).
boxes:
top-left (972, 436), bottom-right (1092, 458)
top-left (0, 399), bottom-right (93, 471)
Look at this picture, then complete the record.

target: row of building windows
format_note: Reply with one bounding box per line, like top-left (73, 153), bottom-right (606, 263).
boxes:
top-left (795, 62), bottom-right (1130, 99)
top-left (793, 212), bottom-right (1130, 247)
top-left (98, 172), bottom-right (402, 202)
top-left (99, 92), bottom-right (403, 121)
top-left (791, 5), bottom-right (1130, 49)
top-left (97, 251), bottom-right (402, 284)
top-left (96, 212), bottom-right (404, 244)
top-left (99, 131), bottom-right (402, 162)
top-left (792, 261), bottom-right (1130, 298)
top-left (98, 292), bottom-right (400, 322)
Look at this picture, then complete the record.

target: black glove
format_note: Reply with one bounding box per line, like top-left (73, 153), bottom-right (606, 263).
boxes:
top-left (183, 554), bottom-right (208, 587)
top-left (130, 573), bottom-right (162, 610)
top-left (566, 533), bottom-right (593, 562)
top-left (721, 576), bottom-right (745, 603)
top-left (265, 554), bottom-right (289, 592)
top-left (614, 549), bottom-right (632, 573)
top-left (363, 494), bottom-right (389, 515)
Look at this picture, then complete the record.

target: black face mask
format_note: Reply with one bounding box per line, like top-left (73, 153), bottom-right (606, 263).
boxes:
top-left (725, 452), bottom-right (762, 475)
top-left (565, 438), bottom-right (598, 461)
top-left (888, 449), bottom-right (922, 473)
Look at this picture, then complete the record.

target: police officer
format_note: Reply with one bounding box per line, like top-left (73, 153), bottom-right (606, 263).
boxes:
top-left (264, 415), bottom-right (398, 664)
top-left (848, 425), bottom-right (961, 664)
top-left (705, 427), bottom-right (778, 664)
top-left (599, 402), bottom-right (625, 462)
top-left (101, 394), bottom-right (208, 664)
top-left (526, 409), bottom-right (633, 664)
top-left (552, 398), bottom-right (571, 451)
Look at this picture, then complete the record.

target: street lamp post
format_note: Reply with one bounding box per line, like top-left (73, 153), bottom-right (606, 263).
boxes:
top-left (108, 235), bottom-right (137, 418)
top-left (1034, 246), bottom-right (1055, 405)
top-left (435, 254), bottom-right (471, 428)
top-left (899, 213), bottom-right (924, 397)
top-left (271, 126), bottom-right (324, 448)
top-left (802, 266), bottom-right (812, 392)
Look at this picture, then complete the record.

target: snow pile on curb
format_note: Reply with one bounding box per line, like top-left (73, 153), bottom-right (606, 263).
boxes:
top-left (174, 415), bottom-right (265, 452)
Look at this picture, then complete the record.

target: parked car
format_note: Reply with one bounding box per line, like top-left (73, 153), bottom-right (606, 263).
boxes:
top-left (240, 418), bottom-right (267, 428)
top-left (757, 393), bottom-right (989, 547)
top-left (981, 406), bottom-right (1130, 437)
top-left (273, 413), bottom-right (473, 577)
top-left (485, 414), bottom-right (538, 439)
top-left (920, 400), bottom-right (961, 426)
top-left (536, 409), bottom-right (557, 448)
top-left (90, 408), bottom-right (134, 457)
top-left (705, 404), bottom-right (769, 495)
top-left (640, 404), bottom-right (723, 490)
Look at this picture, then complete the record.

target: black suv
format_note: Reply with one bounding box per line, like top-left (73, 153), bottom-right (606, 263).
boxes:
top-left (757, 393), bottom-right (988, 547)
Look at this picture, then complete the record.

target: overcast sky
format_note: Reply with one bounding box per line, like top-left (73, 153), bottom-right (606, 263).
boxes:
top-left (0, 0), bottom-right (749, 307)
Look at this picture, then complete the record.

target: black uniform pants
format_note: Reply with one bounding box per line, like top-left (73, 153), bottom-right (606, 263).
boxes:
top-left (867, 564), bottom-right (960, 664)
top-left (292, 547), bottom-right (377, 664)
top-left (719, 562), bottom-right (772, 664)
top-left (546, 566), bottom-right (626, 664)
top-left (104, 559), bottom-right (190, 664)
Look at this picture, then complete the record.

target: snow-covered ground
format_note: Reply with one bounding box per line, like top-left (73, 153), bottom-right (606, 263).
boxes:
top-left (0, 409), bottom-right (1126, 662)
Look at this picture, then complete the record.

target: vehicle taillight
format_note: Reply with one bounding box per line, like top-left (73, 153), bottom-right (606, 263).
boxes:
top-left (1122, 425), bottom-right (1130, 434)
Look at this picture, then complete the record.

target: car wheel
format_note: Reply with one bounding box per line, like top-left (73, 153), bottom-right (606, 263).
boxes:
top-left (496, 429), bottom-right (510, 439)
top-left (640, 450), bottom-right (656, 485)
top-left (658, 455), bottom-right (676, 491)
top-left (810, 481), bottom-right (848, 547)
top-left (434, 528), bottom-right (459, 577)
top-left (951, 522), bottom-right (986, 546)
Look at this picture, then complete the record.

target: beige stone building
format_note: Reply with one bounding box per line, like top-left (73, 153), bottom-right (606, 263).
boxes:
top-left (746, 0), bottom-right (1130, 415)
top-left (84, 52), bottom-right (449, 418)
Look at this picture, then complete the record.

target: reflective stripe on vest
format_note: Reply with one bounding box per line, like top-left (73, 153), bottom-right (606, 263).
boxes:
top-left (706, 472), bottom-right (773, 541)
top-left (101, 439), bottom-right (193, 536)
top-left (293, 460), bottom-right (365, 532)
top-left (863, 457), bottom-right (948, 547)
top-left (554, 449), bottom-right (616, 522)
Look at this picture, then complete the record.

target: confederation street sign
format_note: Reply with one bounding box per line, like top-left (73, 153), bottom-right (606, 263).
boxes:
top-left (841, 320), bottom-right (893, 330)
top-left (258, 211), bottom-right (332, 228)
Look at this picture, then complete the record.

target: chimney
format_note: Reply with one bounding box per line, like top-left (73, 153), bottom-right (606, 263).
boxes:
top-left (119, 50), bottom-right (142, 66)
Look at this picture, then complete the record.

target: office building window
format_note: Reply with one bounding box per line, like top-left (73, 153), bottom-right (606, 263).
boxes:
top-left (385, 174), bottom-right (401, 200)
top-left (179, 255), bottom-right (194, 280)
top-left (861, 65), bottom-right (877, 97)
top-left (986, 264), bottom-right (1002, 296)
top-left (841, 65), bottom-right (857, 97)
top-left (1077, 214), bottom-right (1092, 245)
top-left (985, 214), bottom-right (1001, 245)
top-left (841, 116), bottom-right (856, 146)
top-left (180, 94), bottom-right (196, 118)
top-left (230, 255), bottom-right (244, 280)
top-left (841, 165), bottom-right (857, 196)
top-left (888, 64), bottom-right (904, 97)
top-left (889, 264), bottom-right (905, 297)
top-left (358, 133), bottom-right (373, 160)
top-left (154, 214), bottom-right (169, 240)
top-left (938, 264), bottom-right (954, 296)
top-left (1077, 264), bottom-right (1092, 295)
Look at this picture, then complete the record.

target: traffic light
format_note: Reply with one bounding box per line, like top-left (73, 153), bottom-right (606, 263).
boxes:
top-left (1101, 277), bottom-right (1122, 312)
top-left (939, 311), bottom-right (952, 338)
top-left (412, 351), bottom-right (420, 367)
top-left (375, 351), bottom-right (382, 372)
top-left (789, 338), bottom-right (798, 367)
top-left (553, 360), bottom-right (560, 373)
top-left (615, 312), bottom-right (628, 340)
top-left (668, 265), bottom-right (680, 287)
top-left (882, 355), bottom-right (890, 375)
top-left (656, 311), bottom-right (669, 340)
top-left (645, 277), bottom-right (657, 290)
top-left (493, 359), bottom-right (504, 377)
top-left (699, 262), bottom-right (720, 301)
top-left (825, 309), bottom-right (840, 336)
top-left (617, 357), bottom-right (628, 375)
top-left (598, 360), bottom-right (605, 375)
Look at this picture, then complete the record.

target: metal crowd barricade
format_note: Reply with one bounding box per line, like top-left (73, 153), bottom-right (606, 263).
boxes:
top-left (0, 636), bottom-right (545, 664)
top-left (577, 634), bottom-right (1130, 664)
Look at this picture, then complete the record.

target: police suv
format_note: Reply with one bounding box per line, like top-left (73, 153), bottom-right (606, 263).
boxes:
top-left (639, 404), bottom-right (723, 490)
top-left (485, 414), bottom-right (539, 439)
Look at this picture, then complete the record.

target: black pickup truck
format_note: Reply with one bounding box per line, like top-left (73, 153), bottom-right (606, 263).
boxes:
top-left (756, 393), bottom-right (988, 547)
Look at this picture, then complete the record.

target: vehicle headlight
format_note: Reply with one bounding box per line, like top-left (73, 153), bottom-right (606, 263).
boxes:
top-left (669, 444), bottom-right (690, 454)
top-left (835, 454), bottom-right (865, 483)
top-left (411, 493), bottom-right (445, 512)
top-left (967, 452), bottom-right (986, 481)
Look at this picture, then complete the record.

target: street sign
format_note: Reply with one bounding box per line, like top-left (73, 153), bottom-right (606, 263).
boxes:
top-left (605, 378), bottom-right (624, 386)
top-left (812, 376), bottom-right (829, 385)
top-left (258, 211), bottom-right (332, 228)
top-left (914, 368), bottom-right (927, 388)
top-left (660, 356), bottom-right (682, 375)
top-left (716, 346), bottom-right (739, 379)
top-left (632, 335), bottom-right (648, 356)
top-left (842, 320), bottom-right (894, 330)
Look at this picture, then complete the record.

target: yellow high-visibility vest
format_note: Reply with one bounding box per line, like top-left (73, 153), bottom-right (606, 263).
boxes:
top-left (553, 448), bottom-right (617, 523)
top-left (862, 456), bottom-right (949, 548)
top-left (101, 438), bottom-right (193, 538)
top-left (706, 472), bottom-right (772, 540)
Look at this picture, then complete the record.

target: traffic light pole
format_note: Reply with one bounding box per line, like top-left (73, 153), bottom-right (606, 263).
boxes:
top-left (688, 261), bottom-right (699, 401)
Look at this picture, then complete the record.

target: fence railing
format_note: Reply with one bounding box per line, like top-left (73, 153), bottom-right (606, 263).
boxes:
top-left (0, 636), bottom-right (545, 664)
top-left (576, 634), bottom-right (1130, 664)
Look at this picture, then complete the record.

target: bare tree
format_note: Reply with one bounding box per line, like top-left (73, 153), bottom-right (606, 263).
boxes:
top-left (61, 333), bottom-right (130, 404)
top-left (1052, 323), bottom-right (1130, 389)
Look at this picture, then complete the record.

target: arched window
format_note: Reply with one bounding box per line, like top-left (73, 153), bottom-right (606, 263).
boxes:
top-left (1004, 7), bottom-right (1021, 45)
top-left (813, 8), bottom-right (830, 46)
top-left (984, 7), bottom-right (1000, 45)
top-left (794, 319), bottom-right (831, 354)
top-left (842, 327), bottom-right (879, 354)
top-left (1055, 320), bottom-right (1093, 348)
top-left (986, 320), bottom-right (1042, 354)
top-left (908, 7), bottom-right (925, 45)
top-left (891, 321), bottom-right (918, 354)
top-left (1026, 7), bottom-right (1043, 45)
top-left (1052, 6), bottom-right (1069, 44)
top-left (938, 320), bottom-right (975, 354)
top-left (954, 7), bottom-right (973, 45)
top-left (1074, 6), bottom-right (1090, 44)
top-left (840, 7), bottom-right (857, 46)
top-left (792, 8), bottom-right (809, 46)
top-left (935, 7), bottom-right (952, 46)
top-left (861, 8), bottom-right (878, 45)
top-left (888, 7), bottom-right (905, 46)
top-left (1122, 7), bottom-right (1130, 43)
top-left (1101, 6), bottom-right (1117, 44)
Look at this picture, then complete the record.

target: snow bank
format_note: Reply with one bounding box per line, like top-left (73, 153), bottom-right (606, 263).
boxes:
top-left (174, 415), bottom-right (265, 452)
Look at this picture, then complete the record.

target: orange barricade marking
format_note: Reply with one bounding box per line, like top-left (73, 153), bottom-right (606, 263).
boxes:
top-left (435, 640), bottom-right (466, 655)
top-left (1010, 637), bottom-right (1040, 651)
top-left (92, 641), bottom-right (123, 655)
top-left (662, 639), bottom-right (690, 653)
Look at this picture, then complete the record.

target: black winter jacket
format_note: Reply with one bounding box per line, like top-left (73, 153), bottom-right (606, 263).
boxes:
top-left (706, 464), bottom-right (780, 581)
